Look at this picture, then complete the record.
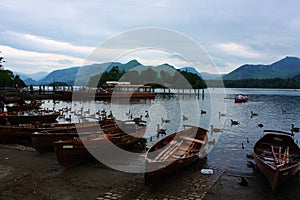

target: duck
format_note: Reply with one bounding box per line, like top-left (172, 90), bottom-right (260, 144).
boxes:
top-left (231, 119), bottom-right (239, 125)
top-left (200, 110), bottom-right (206, 114)
top-left (291, 124), bottom-right (300, 133)
top-left (208, 138), bottom-right (216, 146)
top-left (157, 124), bottom-right (166, 137)
top-left (282, 108), bottom-right (286, 114)
top-left (258, 123), bottom-right (264, 128)
top-left (145, 110), bottom-right (149, 118)
top-left (65, 115), bottom-right (72, 122)
top-left (246, 137), bottom-right (249, 143)
top-left (250, 111), bottom-right (258, 118)
top-left (107, 111), bottom-right (113, 119)
top-left (161, 117), bottom-right (170, 123)
top-left (218, 112), bottom-right (226, 117)
top-left (210, 125), bottom-right (223, 133)
top-left (125, 110), bottom-right (131, 117)
top-left (182, 115), bottom-right (188, 121)
top-left (241, 142), bottom-right (245, 149)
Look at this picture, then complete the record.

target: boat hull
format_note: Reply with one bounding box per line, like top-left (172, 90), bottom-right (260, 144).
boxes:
top-left (253, 131), bottom-right (300, 191)
top-left (54, 122), bottom-right (147, 167)
top-left (145, 126), bottom-right (208, 186)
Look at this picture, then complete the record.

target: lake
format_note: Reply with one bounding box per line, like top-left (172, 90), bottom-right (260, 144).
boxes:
top-left (41, 88), bottom-right (300, 175)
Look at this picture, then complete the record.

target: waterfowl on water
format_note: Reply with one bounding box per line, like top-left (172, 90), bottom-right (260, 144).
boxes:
top-left (145, 110), bottom-right (149, 118)
top-left (291, 124), bottom-right (300, 133)
top-left (182, 115), bottom-right (188, 121)
top-left (231, 119), bottom-right (239, 125)
top-left (161, 117), bottom-right (170, 123)
top-left (282, 108), bottom-right (286, 114)
top-left (210, 125), bottom-right (223, 133)
top-left (156, 124), bottom-right (166, 137)
top-left (250, 111), bottom-right (258, 117)
top-left (200, 110), bottom-right (206, 114)
top-left (219, 112), bottom-right (226, 117)
top-left (258, 124), bottom-right (264, 128)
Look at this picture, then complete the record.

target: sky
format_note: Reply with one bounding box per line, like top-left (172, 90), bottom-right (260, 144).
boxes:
top-left (0, 0), bottom-right (300, 74)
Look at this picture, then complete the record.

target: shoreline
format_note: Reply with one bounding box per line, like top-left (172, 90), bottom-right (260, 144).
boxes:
top-left (1, 144), bottom-right (300, 200)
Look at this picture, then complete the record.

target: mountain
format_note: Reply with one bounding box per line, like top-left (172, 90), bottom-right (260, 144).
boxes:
top-left (223, 56), bottom-right (300, 80)
top-left (36, 60), bottom-right (147, 86)
top-left (178, 67), bottom-right (223, 80)
top-left (14, 71), bottom-right (48, 81)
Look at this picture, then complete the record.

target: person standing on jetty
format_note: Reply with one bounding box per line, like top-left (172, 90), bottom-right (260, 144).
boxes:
top-left (30, 84), bottom-right (34, 94)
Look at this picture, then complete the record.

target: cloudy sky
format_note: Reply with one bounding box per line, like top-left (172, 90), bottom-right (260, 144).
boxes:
top-left (0, 0), bottom-right (299, 74)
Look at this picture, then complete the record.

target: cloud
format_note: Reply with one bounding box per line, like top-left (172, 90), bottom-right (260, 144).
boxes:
top-left (0, 45), bottom-right (88, 73)
top-left (1, 31), bottom-right (94, 57)
top-left (214, 42), bottom-right (265, 59)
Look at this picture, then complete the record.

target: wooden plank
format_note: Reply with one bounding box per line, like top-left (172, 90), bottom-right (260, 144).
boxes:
top-left (180, 136), bottom-right (205, 144)
top-left (271, 145), bottom-right (279, 164)
top-left (154, 141), bottom-right (176, 161)
top-left (163, 141), bottom-right (183, 161)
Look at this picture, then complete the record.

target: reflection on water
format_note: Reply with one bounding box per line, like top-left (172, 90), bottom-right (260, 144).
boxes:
top-left (43, 88), bottom-right (300, 174)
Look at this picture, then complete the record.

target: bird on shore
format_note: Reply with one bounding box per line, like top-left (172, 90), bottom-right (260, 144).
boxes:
top-left (231, 119), bottom-right (239, 126)
top-left (239, 177), bottom-right (249, 186)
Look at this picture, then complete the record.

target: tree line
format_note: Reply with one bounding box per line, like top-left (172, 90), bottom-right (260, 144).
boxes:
top-left (88, 66), bottom-right (207, 89)
top-left (206, 78), bottom-right (300, 89)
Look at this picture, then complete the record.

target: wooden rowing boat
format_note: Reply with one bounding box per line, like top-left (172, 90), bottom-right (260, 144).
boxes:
top-left (145, 125), bottom-right (208, 186)
top-left (6, 102), bottom-right (42, 112)
top-left (253, 130), bottom-right (300, 191)
top-left (0, 122), bottom-right (99, 144)
top-left (53, 120), bottom-right (147, 167)
top-left (0, 112), bottom-right (59, 125)
top-left (30, 118), bottom-right (120, 152)
top-left (30, 122), bottom-right (102, 152)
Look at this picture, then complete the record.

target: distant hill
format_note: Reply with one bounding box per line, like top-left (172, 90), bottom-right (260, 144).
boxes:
top-left (223, 56), bottom-right (300, 80)
top-left (178, 67), bottom-right (223, 80)
top-left (14, 71), bottom-right (48, 81)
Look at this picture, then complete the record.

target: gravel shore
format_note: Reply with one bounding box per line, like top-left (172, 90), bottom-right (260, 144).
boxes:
top-left (1, 144), bottom-right (300, 200)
